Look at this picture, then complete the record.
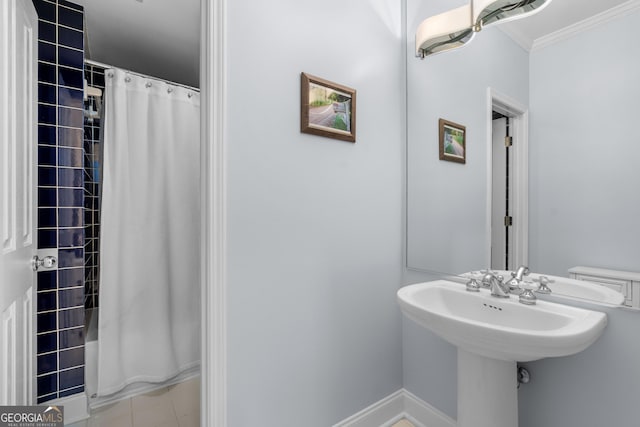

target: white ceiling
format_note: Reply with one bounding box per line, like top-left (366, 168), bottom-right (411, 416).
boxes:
top-left (499, 0), bottom-right (633, 50)
top-left (72, 0), bottom-right (634, 88)
top-left (74, 0), bottom-right (200, 87)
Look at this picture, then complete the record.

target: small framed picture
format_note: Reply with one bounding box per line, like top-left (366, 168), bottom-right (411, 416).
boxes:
top-left (439, 118), bottom-right (466, 164)
top-left (300, 72), bottom-right (356, 143)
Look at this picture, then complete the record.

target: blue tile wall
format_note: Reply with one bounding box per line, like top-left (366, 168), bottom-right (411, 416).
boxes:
top-left (58, 248), bottom-right (84, 268)
top-left (59, 347), bottom-right (84, 370)
top-left (83, 64), bottom-right (105, 310)
top-left (58, 228), bottom-right (84, 247)
top-left (38, 209), bottom-right (57, 228)
top-left (38, 168), bottom-right (57, 187)
top-left (59, 307), bottom-right (84, 329)
top-left (38, 188), bottom-right (57, 207)
top-left (58, 128), bottom-right (83, 148)
top-left (37, 332), bottom-right (58, 354)
top-left (38, 125), bottom-right (56, 144)
top-left (37, 229), bottom-right (57, 248)
top-left (33, 0), bottom-right (86, 404)
top-left (58, 268), bottom-right (83, 288)
top-left (37, 353), bottom-right (58, 375)
top-left (37, 292), bottom-right (57, 312)
top-left (58, 208), bottom-right (83, 228)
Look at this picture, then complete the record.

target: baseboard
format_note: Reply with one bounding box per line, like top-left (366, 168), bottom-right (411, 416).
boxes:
top-left (47, 393), bottom-right (89, 425)
top-left (333, 389), bottom-right (456, 427)
top-left (332, 390), bottom-right (405, 427)
top-left (402, 390), bottom-right (456, 427)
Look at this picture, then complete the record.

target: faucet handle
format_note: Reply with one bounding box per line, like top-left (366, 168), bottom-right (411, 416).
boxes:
top-left (519, 288), bottom-right (537, 305)
top-left (466, 278), bottom-right (480, 292)
top-left (533, 275), bottom-right (554, 294)
top-left (518, 281), bottom-right (537, 305)
top-left (537, 275), bottom-right (554, 284)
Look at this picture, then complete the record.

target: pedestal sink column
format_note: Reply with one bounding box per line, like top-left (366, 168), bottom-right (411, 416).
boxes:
top-left (457, 349), bottom-right (518, 427)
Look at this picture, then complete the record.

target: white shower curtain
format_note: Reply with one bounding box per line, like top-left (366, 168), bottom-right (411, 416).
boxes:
top-left (97, 68), bottom-right (200, 396)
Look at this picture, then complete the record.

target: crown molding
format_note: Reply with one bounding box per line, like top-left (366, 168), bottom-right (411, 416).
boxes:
top-left (532, 0), bottom-right (640, 51)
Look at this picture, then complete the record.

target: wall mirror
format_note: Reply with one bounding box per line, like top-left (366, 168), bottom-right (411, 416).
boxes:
top-left (406, 0), bottom-right (640, 309)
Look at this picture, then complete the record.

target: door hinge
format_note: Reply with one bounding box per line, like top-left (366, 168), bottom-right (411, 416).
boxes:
top-left (504, 216), bottom-right (513, 227)
top-left (504, 136), bottom-right (513, 147)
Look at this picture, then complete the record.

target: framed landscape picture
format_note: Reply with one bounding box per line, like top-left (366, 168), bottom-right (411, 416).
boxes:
top-left (300, 72), bottom-right (356, 143)
top-left (439, 118), bottom-right (466, 164)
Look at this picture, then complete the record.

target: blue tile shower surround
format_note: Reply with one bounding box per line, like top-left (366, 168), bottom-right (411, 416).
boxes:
top-left (38, 125), bottom-right (56, 144)
top-left (38, 168), bottom-right (57, 187)
top-left (83, 63), bottom-right (105, 310)
top-left (33, 0), bottom-right (86, 404)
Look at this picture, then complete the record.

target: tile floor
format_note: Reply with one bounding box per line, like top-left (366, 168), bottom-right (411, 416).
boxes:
top-left (66, 381), bottom-right (414, 427)
top-left (70, 378), bottom-right (199, 427)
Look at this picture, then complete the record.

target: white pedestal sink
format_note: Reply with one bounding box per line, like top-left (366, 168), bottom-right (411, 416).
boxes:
top-left (397, 280), bottom-right (607, 427)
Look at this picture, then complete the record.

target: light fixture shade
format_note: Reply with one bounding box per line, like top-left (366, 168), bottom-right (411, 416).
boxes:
top-left (472, 0), bottom-right (552, 30)
top-left (415, 5), bottom-right (475, 58)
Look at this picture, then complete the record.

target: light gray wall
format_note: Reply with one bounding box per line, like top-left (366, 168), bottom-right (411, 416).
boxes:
top-left (520, 10), bottom-right (640, 427)
top-left (406, 0), bottom-right (530, 274)
top-left (402, 270), bottom-right (458, 419)
top-left (529, 9), bottom-right (640, 276)
top-left (226, 0), bottom-right (405, 425)
top-left (519, 304), bottom-right (640, 427)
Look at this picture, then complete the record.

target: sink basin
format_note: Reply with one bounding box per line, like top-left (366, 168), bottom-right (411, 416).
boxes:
top-left (397, 280), bottom-right (607, 362)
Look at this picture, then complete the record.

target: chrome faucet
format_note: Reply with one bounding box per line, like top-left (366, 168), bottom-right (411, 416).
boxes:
top-left (482, 272), bottom-right (510, 298)
top-left (514, 265), bottom-right (530, 280)
top-left (505, 265), bottom-right (530, 290)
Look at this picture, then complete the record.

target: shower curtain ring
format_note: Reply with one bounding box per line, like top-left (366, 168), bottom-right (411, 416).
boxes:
top-left (125, 76), bottom-right (131, 83)
top-left (146, 82), bottom-right (152, 88)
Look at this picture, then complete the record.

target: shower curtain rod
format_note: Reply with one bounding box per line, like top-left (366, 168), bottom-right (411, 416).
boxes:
top-left (84, 59), bottom-right (200, 92)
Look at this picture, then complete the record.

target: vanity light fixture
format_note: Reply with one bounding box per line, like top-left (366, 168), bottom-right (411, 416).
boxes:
top-left (416, 0), bottom-right (552, 58)
top-left (416, 5), bottom-right (475, 58)
top-left (472, 0), bottom-right (552, 31)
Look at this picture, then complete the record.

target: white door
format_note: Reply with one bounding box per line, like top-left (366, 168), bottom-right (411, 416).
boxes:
top-left (0, 0), bottom-right (38, 405)
top-left (491, 117), bottom-right (513, 270)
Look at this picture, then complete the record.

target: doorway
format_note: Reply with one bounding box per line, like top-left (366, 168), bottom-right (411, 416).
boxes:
top-left (491, 111), bottom-right (513, 270)
top-left (487, 88), bottom-right (529, 270)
